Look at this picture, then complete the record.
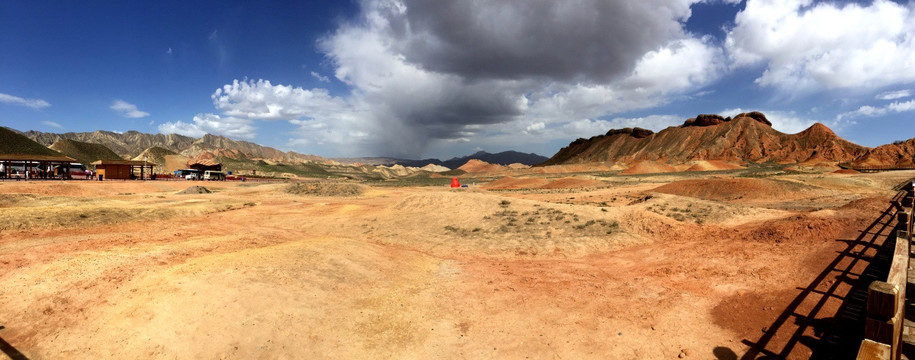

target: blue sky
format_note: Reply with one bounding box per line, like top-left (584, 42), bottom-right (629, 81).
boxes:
top-left (2, 0), bottom-right (915, 159)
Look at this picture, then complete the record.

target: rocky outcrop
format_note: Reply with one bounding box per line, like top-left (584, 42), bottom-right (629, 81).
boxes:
top-left (605, 127), bottom-right (654, 138)
top-left (682, 112), bottom-right (772, 128)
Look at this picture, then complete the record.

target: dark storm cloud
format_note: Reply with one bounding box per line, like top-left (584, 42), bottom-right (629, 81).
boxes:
top-left (392, 0), bottom-right (692, 83)
top-left (303, 0), bottom-right (716, 157)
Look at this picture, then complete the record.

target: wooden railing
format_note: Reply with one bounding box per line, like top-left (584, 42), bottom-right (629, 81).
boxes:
top-left (838, 164), bottom-right (915, 173)
top-left (856, 184), bottom-right (915, 359)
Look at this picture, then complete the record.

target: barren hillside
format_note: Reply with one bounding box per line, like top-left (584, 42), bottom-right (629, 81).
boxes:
top-left (543, 112), bottom-right (869, 166)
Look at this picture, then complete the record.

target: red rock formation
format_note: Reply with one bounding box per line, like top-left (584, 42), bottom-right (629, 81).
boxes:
top-left (850, 138), bottom-right (915, 167)
top-left (542, 112), bottom-right (867, 167)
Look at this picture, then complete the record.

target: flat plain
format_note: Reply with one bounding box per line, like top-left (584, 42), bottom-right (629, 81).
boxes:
top-left (1, 168), bottom-right (911, 359)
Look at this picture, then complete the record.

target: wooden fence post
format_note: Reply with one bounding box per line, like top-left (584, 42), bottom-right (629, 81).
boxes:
top-left (857, 339), bottom-right (892, 360)
top-left (865, 281), bottom-right (898, 344)
top-left (897, 211), bottom-right (909, 228)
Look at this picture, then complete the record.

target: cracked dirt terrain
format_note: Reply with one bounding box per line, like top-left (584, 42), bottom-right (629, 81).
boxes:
top-left (1, 170), bottom-right (912, 359)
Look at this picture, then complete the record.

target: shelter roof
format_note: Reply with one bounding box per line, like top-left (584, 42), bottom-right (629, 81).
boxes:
top-left (91, 159), bottom-right (152, 166)
top-left (0, 154), bottom-right (76, 162)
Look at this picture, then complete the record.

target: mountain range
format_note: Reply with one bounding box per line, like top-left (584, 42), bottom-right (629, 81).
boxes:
top-left (542, 111), bottom-right (914, 168)
top-left (341, 151), bottom-right (549, 169)
top-left (21, 130), bottom-right (322, 164)
top-left (7, 110), bottom-right (915, 174)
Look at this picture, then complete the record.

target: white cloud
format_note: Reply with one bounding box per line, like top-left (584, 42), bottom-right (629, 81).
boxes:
top-left (558, 115), bottom-right (683, 139)
top-left (110, 100), bottom-right (150, 118)
top-left (726, 0), bottom-right (915, 91)
top-left (625, 36), bottom-right (725, 94)
top-left (158, 113), bottom-right (256, 139)
top-left (890, 100), bottom-right (915, 112)
top-left (41, 121), bottom-right (63, 129)
top-left (523, 122), bottom-right (546, 135)
top-left (166, 47), bottom-right (173, 55)
top-left (877, 90), bottom-right (913, 100)
top-left (212, 79), bottom-right (350, 121)
top-left (0, 92), bottom-right (50, 109)
top-left (310, 71), bottom-right (330, 83)
top-left (837, 99), bottom-right (915, 121)
top-left (721, 108), bottom-right (818, 134)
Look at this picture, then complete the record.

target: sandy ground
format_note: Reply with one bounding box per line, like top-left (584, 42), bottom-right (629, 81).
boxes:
top-left (1, 170), bottom-right (912, 359)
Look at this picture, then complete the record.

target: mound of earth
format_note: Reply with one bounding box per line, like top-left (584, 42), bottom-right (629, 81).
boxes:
top-left (685, 160), bottom-right (744, 172)
top-left (482, 177), bottom-right (550, 190)
top-left (539, 177), bottom-right (604, 189)
top-left (421, 164), bottom-right (450, 172)
top-left (372, 164), bottom-right (422, 179)
top-left (285, 181), bottom-right (365, 197)
top-left (179, 186), bottom-right (211, 194)
top-left (458, 159), bottom-right (506, 173)
top-left (834, 169), bottom-right (860, 174)
top-left (621, 161), bottom-right (677, 175)
top-left (482, 176), bottom-right (604, 190)
top-left (651, 178), bottom-right (819, 202)
top-left (534, 163), bottom-right (622, 174)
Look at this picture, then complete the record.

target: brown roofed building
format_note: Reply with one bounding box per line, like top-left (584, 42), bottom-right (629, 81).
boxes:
top-left (91, 160), bottom-right (155, 180)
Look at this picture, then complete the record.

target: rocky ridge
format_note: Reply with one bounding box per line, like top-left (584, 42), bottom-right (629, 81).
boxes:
top-left (23, 130), bottom-right (322, 164)
top-left (543, 112), bottom-right (871, 167)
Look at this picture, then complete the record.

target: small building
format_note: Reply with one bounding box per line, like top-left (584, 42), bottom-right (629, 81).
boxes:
top-left (91, 160), bottom-right (155, 180)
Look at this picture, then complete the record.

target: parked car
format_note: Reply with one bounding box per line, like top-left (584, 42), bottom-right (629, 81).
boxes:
top-left (203, 170), bottom-right (225, 181)
top-left (174, 169), bottom-right (202, 180)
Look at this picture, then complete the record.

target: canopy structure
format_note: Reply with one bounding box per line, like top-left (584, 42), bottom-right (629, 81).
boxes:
top-left (91, 159), bottom-right (155, 180)
top-left (0, 153), bottom-right (77, 179)
top-left (188, 159), bottom-right (222, 172)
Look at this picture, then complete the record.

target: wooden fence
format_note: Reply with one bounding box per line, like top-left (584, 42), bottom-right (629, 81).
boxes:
top-left (838, 164), bottom-right (915, 173)
top-left (856, 183), bottom-right (915, 359)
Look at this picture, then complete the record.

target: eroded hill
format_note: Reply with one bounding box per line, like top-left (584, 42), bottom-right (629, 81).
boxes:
top-left (543, 112), bottom-right (870, 167)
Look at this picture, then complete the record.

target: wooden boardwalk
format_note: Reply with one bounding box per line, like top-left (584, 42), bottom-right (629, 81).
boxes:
top-left (904, 261), bottom-right (915, 359)
top-left (839, 164), bottom-right (915, 173)
top-left (857, 179), bottom-right (915, 359)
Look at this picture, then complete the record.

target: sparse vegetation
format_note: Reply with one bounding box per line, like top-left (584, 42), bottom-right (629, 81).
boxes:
top-left (284, 181), bottom-right (365, 197)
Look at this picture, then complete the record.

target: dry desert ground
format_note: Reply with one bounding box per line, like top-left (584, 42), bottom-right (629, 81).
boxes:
top-left (1, 169), bottom-right (913, 359)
